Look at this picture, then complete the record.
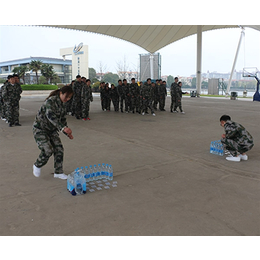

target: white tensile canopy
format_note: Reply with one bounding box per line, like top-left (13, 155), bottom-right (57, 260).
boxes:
top-left (41, 25), bottom-right (260, 94)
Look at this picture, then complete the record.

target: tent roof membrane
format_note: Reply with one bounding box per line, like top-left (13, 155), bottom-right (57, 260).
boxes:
top-left (41, 25), bottom-right (260, 53)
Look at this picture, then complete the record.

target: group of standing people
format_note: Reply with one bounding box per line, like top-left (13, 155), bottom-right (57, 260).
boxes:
top-left (0, 74), bottom-right (23, 127)
top-left (65, 75), bottom-right (93, 121)
top-left (100, 78), bottom-right (168, 116)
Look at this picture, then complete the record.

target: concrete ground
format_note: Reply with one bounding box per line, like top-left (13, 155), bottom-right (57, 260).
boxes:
top-left (0, 92), bottom-right (259, 236)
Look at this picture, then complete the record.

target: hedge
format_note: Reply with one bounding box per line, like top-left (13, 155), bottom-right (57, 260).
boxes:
top-left (21, 84), bottom-right (59, 90)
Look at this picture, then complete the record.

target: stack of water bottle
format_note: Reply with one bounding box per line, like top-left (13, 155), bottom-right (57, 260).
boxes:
top-left (67, 164), bottom-right (113, 196)
top-left (210, 140), bottom-right (224, 156)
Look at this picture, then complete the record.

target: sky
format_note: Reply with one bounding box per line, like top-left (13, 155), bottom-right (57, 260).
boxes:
top-left (1, 0), bottom-right (260, 79)
top-left (1, 25), bottom-right (260, 78)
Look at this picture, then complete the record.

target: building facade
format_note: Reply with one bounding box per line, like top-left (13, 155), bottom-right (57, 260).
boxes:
top-left (0, 56), bottom-right (72, 84)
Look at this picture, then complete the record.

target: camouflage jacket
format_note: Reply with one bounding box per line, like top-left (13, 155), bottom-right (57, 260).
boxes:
top-left (2, 82), bottom-right (22, 102)
top-left (175, 85), bottom-right (185, 99)
top-left (170, 82), bottom-right (178, 96)
top-left (81, 84), bottom-right (91, 102)
top-left (72, 81), bottom-right (83, 101)
top-left (33, 95), bottom-right (67, 133)
top-left (158, 84), bottom-right (167, 96)
top-left (129, 83), bottom-right (138, 97)
top-left (123, 83), bottom-right (130, 96)
top-left (223, 120), bottom-right (254, 144)
top-left (117, 84), bottom-right (125, 97)
top-left (110, 87), bottom-right (119, 99)
top-left (141, 83), bottom-right (153, 99)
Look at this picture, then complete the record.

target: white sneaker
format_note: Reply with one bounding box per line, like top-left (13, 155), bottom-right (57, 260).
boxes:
top-left (33, 165), bottom-right (41, 177)
top-left (54, 173), bottom-right (68, 180)
top-left (142, 112), bottom-right (145, 116)
top-left (181, 111), bottom-right (185, 114)
top-left (226, 156), bottom-right (241, 162)
top-left (152, 113), bottom-right (156, 116)
top-left (239, 154), bottom-right (248, 161)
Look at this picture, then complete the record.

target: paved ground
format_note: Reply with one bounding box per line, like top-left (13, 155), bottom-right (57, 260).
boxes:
top-left (0, 93), bottom-right (259, 236)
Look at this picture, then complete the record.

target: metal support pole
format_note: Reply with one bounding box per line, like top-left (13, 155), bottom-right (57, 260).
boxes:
top-left (226, 28), bottom-right (245, 95)
top-left (150, 53), bottom-right (154, 79)
top-left (196, 25), bottom-right (202, 96)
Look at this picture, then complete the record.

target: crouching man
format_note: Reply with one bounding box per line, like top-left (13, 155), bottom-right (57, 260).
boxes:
top-left (220, 115), bottom-right (254, 162)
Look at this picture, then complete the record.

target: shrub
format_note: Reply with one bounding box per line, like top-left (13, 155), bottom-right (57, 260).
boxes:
top-left (21, 84), bottom-right (59, 90)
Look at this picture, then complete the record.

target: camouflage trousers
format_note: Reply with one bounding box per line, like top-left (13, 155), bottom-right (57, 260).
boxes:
top-left (33, 128), bottom-right (64, 174)
top-left (141, 98), bottom-right (154, 114)
top-left (153, 96), bottom-right (158, 109)
top-left (5, 101), bottom-right (20, 124)
top-left (125, 96), bottom-right (131, 112)
top-left (82, 99), bottom-right (90, 118)
top-left (221, 137), bottom-right (254, 156)
top-left (170, 95), bottom-right (176, 111)
top-left (111, 98), bottom-right (119, 111)
top-left (72, 98), bottom-right (82, 118)
top-left (159, 96), bottom-right (166, 110)
top-left (119, 96), bottom-right (125, 112)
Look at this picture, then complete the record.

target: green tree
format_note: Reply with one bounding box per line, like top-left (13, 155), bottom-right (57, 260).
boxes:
top-left (92, 81), bottom-right (101, 92)
top-left (39, 75), bottom-right (47, 84)
top-left (41, 64), bottom-right (55, 84)
top-left (89, 68), bottom-right (97, 81)
top-left (191, 77), bottom-right (196, 88)
top-left (167, 75), bottom-right (174, 86)
top-left (51, 74), bottom-right (61, 84)
top-left (12, 65), bottom-right (28, 84)
top-left (29, 60), bottom-right (43, 84)
top-left (201, 81), bottom-right (208, 89)
top-left (103, 73), bottom-right (119, 85)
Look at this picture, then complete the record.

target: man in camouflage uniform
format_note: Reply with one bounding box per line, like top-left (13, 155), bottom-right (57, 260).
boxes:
top-left (157, 80), bottom-right (167, 111)
top-left (117, 79), bottom-right (125, 113)
top-left (170, 77), bottom-right (179, 112)
top-left (100, 82), bottom-right (106, 111)
top-left (123, 79), bottom-right (131, 113)
top-left (140, 78), bottom-right (155, 116)
top-left (81, 79), bottom-right (93, 120)
top-left (135, 81), bottom-right (141, 114)
top-left (33, 86), bottom-right (73, 179)
top-left (0, 79), bottom-right (8, 120)
top-left (129, 78), bottom-right (138, 113)
top-left (174, 81), bottom-right (188, 113)
top-left (72, 75), bottom-right (83, 119)
top-left (220, 115), bottom-right (254, 162)
top-left (65, 80), bottom-right (75, 115)
top-left (110, 84), bottom-right (119, 111)
top-left (1, 75), bottom-right (22, 127)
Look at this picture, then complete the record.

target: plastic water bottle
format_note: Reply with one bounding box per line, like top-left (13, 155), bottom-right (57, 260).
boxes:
top-left (219, 143), bottom-right (224, 156)
top-left (74, 170), bottom-right (86, 195)
top-left (210, 141), bottom-right (214, 153)
top-left (105, 164), bottom-right (109, 179)
top-left (101, 163), bottom-right (106, 179)
top-left (84, 166), bottom-right (90, 182)
top-left (93, 165), bottom-right (98, 181)
top-left (108, 165), bottom-right (113, 181)
top-left (89, 165), bottom-right (94, 182)
top-left (67, 173), bottom-right (76, 196)
top-left (97, 164), bottom-right (102, 180)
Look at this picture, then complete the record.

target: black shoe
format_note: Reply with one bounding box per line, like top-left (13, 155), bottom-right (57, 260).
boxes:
top-left (170, 109), bottom-right (173, 113)
top-left (15, 123), bottom-right (21, 126)
top-left (9, 123), bottom-right (13, 127)
top-left (162, 109), bottom-right (166, 111)
top-left (76, 116), bottom-right (81, 119)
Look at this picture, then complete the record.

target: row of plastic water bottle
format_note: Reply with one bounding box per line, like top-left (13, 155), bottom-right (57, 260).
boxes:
top-left (77, 164), bottom-right (113, 182)
top-left (210, 140), bottom-right (224, 156)
top-left (67, 164), bottom-right (113, 196)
